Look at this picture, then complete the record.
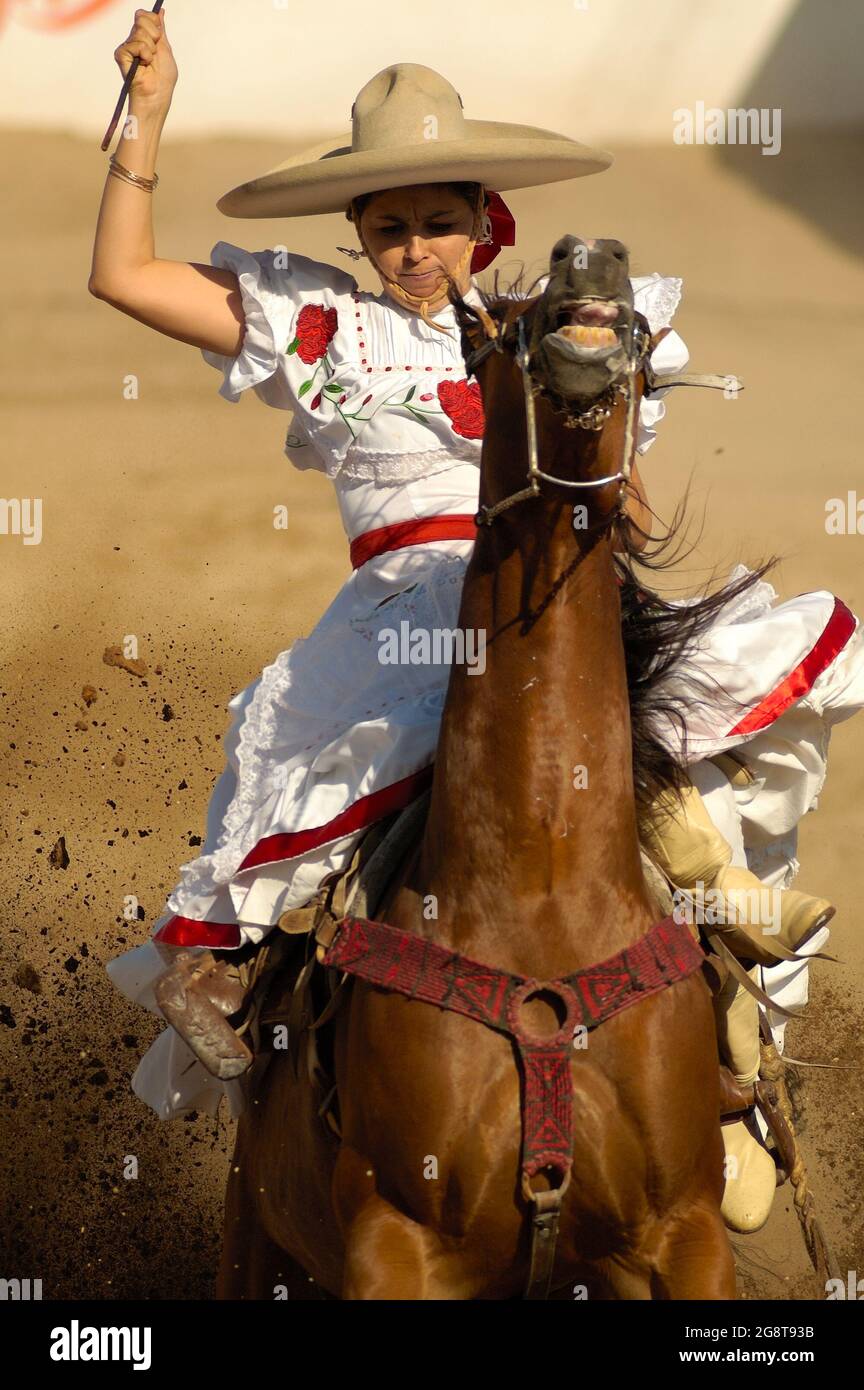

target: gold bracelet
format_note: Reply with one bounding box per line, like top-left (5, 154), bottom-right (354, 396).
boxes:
top-left (108, 155), bottom-right (159, 191)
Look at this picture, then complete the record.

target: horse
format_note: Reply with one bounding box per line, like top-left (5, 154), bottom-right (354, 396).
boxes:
top-left (217, 235), bottom-right (762, 1300)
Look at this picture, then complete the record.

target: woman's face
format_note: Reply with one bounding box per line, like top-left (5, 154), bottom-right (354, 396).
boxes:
top-left (359, 184), bottom-right (477, 310)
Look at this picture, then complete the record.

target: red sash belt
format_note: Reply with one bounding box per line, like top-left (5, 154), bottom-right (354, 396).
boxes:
top-left (349, 514), bottom-right (478, 570)
top-left (347, 514), bottom-right (632, 585)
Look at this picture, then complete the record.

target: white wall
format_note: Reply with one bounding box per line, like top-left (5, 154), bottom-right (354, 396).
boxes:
top-left (1, 0), bottom-right (860, 142)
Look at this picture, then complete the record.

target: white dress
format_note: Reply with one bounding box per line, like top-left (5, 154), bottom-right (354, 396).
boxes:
top-left (107, 244), bottom-right (864, 1120)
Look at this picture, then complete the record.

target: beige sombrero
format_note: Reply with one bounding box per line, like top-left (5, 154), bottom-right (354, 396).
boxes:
top-left (217, 62), bottom-right (613, 219)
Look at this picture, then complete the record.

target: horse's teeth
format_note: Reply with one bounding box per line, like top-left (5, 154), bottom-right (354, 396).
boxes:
top-left (560, 324), bottom-right (617, 347)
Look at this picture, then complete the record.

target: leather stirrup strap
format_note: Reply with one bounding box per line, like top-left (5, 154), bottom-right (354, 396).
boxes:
top-left (707, 923), bottom-right (834, 967)
top-left (708, 935), bottom-right (798, 1019)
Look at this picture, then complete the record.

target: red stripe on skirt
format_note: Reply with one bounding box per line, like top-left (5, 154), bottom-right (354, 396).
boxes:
top-left (153, 765), bottom-right (434, 948)
top-left (727, 596), bottom-right (856, 736)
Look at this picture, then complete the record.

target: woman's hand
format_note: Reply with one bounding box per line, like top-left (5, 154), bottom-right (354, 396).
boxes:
top-left (113, 7), bottom-right (177, 115)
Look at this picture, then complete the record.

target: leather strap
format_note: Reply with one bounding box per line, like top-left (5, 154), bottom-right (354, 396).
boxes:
top-left (645, 371), bottom-right (742, 393)
top-left (524, 1188), bottom-right (565, 1301)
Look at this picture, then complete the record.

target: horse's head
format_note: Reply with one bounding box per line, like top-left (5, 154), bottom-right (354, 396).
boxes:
top-left (453, 235), bottom-right (651, 414)
top-left (528, 236), bottom-right (638, 405)
top-left (451, 236), bottom-right (656, 527)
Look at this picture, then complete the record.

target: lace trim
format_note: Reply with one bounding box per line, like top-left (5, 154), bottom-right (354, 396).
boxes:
top-left (633, 275), bottom-right (683, 332)
top-left (340, 439), bottom-right (488, 483)
top-left (336, 451), bottom-right (480, 484)
top-left (286, 439), bottom-right (482, 484)
top-left (719, 564), bottom-right (778, 622)
top-left (346, 439), bottom-right (481, 462)
top-left (665, 565), bottom-right (778, 630)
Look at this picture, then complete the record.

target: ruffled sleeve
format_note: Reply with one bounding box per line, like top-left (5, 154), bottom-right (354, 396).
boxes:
top-left (200, 242), bottom-right (358, 412)
top-left (632, 273), bottom-right (688, 456)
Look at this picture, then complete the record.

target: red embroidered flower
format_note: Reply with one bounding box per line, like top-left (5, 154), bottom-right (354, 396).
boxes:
top-left (310, 391), bottom-right (322, 410)
top-left (437, 379), bottom-right (485, 439)
top-left (290, 304), bottom-right (338, 364)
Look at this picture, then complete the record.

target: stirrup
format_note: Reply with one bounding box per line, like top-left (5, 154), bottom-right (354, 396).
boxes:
top-left (154, 952), bottom-right (254, 1081)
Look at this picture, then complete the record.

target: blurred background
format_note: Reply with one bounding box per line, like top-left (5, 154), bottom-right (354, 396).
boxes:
top-left (1, 0), bottom-right (863, 1300)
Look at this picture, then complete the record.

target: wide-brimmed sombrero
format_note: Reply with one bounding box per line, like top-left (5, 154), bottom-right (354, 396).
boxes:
top-left (217, 62), bottom-right (613, 219)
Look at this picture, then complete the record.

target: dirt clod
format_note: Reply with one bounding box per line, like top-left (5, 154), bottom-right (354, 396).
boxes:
top-left (103, 646), bottom-right (148, 679)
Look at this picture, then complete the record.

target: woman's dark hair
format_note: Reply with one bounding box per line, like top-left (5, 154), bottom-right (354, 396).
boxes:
top-left (346, 181), bottom-right (484, 221)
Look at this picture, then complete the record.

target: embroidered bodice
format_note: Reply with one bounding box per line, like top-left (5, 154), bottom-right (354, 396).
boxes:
top-left (201, 243), bottom-right (690, 492)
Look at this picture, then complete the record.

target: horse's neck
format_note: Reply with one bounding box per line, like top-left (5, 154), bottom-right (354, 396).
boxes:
top-left (418, 418), bottom-right (654, 974)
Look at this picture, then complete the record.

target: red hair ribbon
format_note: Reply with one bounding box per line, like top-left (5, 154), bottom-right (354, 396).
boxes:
top-left (470, 191), bottom-right (516, 273)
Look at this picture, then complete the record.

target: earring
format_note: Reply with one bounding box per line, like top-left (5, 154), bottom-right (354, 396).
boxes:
top-left (478, 212), bottom-right (494, 246)
top-left (336, 245), bottom-right (366, 260)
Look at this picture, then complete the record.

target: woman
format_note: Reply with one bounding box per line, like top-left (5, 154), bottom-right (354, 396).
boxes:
top-left (95, 11), bottom-right (864, 1234)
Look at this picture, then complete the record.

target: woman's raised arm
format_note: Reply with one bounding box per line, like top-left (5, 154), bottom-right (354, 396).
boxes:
top-left (88, 7), bottom-right (245, 358)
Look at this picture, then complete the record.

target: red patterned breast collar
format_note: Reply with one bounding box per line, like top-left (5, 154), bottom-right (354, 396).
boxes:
top-left (317, 911), bottom-right (704, 1204)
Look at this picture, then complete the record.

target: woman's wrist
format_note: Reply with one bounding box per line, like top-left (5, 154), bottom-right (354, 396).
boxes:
top-left (112, 103), bottom-right (168, 178)
top-left (127, 97), bottom-right (171, 130)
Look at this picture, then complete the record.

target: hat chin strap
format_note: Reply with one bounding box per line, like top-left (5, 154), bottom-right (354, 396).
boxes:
top-left (350, 189), bottom-right (484, 336)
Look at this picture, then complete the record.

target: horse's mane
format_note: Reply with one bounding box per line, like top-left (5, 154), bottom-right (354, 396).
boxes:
top-left (455, 272), bottom-right (780, 817)
top-left (613, 505), bottom-right (777, 817)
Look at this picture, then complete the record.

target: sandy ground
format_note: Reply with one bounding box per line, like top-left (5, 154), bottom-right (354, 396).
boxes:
top-left (1, 127), bottom-right (863, 1301)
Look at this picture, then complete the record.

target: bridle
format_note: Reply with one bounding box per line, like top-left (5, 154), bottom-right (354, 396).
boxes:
top-left (461, 299), bottom-right (740, 529)
top-left (462, 302), bottom-right (649, 528)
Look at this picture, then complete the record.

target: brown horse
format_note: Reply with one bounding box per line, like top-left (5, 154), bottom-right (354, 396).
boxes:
top-left (218, 236), bottom-right (746, 1300)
